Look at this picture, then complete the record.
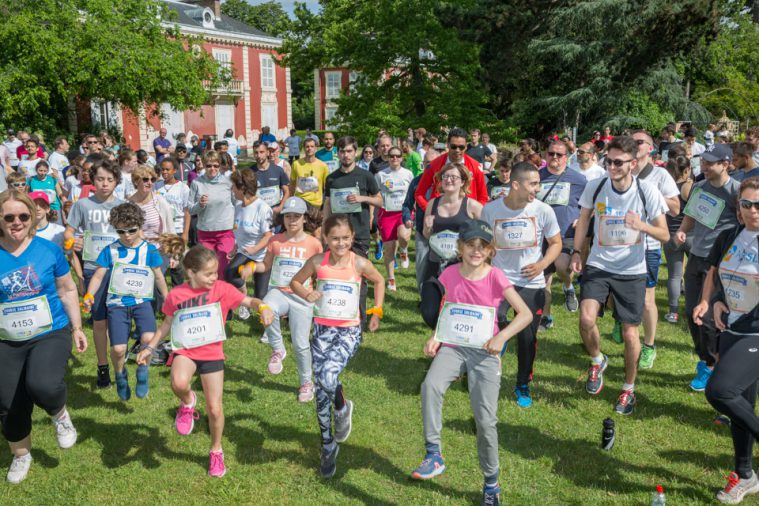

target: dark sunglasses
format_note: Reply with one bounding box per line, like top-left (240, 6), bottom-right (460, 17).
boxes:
top-left (388, 154), bottom-right (403, 158)
top-left (546, 151), bottom-right (566, 158)
top-left (739, 199), bottom-right (759, 211)
top-left (449, 144), bottom-right (467, 151)
top-left (3, 213), bottom-right (31, 223)
top-left (11, 182), bottom-right (26, 188)
top-left (577, 149), bottom-right (592, 155)
top-left (206, 163), bottom-right (220, 168)
top-left (605, 158), bottom-right (633, 167)
top-left (141, 177), bottom-right (157, 183)
top-left (116, 227), bottom-right (139, 235)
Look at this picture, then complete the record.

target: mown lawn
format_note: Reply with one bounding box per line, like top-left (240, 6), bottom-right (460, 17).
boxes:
top-left (1, 239), bottom-right (743, 505)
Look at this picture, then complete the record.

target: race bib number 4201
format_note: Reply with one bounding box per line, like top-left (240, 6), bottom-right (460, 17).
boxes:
top-left (429, 230), bottom-right (459, 260)
top-left (170, 302), bottom-right (226, 350)
top-left (434, 302), bottom-right (495, 348)
top-left (313, 279), bottom-right (360, 321)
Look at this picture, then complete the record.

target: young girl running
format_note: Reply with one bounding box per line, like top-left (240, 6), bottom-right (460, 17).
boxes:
top-left (260, 197), bottom-right (323, 401)
top-left (136, 245), bottom-right (272, 477)
top-left (28, 161), bottom-right (65, 224)
top-left (411, 220), bottom-right (532, 506)
top-left (290, 214), bottom-right (385, 479)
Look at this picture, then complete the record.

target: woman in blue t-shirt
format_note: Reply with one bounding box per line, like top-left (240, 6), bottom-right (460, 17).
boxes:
top-left (0, 191), bottom-right (88, 484)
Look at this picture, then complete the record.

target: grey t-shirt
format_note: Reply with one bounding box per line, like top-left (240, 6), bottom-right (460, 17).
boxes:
top-left (188, 173), bottom-right (236, 232)
top-left (67, 195), bottom-right (124, 269)
top-left (687, 178), bottom-right (740, 258)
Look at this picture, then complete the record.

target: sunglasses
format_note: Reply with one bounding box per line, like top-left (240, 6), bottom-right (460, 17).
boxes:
top-left (577, 149), bottom-right (592, 155)
top-left (449, 144), bottom-right (467, 151)
top-left (2, 213), bottom-right (31, 223)
top-left (388, 154), bottom-right (402, 158)
top-left (605, 158), bottom-right (633, 167)
top-left (206, 163), bottom-right (220, 168)
top-left (546, 152), bottom-right (566, 158)
top-left (116, 227), bottom-right (139, 235)
top-left (141, 177), bottom-right (157, 183)
top-left (739, 199), bottom-right (759, 211)
top-left (11, 182), bottom-right (26, 188)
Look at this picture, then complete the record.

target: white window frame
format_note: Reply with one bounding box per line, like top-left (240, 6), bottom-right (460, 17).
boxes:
top-left (260, 54), bottom-right (276, 90)
top-left (324, 106), bottom-right (338, 126)
top-left (325, 71), bottom-right (342, 100)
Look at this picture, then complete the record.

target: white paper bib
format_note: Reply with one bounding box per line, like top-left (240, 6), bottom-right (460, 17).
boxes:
top-left (598, 215), bottom-right (641, 247)
top-left (0, 295), bottom-right (53, 341)
top-left (257, 186), bottom-right (282, 208)
top-left (719, 268), bottom-right (759, 314)
top-left (108, 262), bottom-right (155, 298)
top-left (297, 176), bottom-right (319, 193)
top-left (170, 302), bottom-right (226, 350)
top-left (684, 187), bottom-right (726, 230)
top-left (330, 188), bottom-right (361, 214)
top-left (539, 182), bottom-right (571, 206)
top-left (434, 302), bottom-right (495, 348)
top-left (313, 279), bottom-right (360, 321)
top-left (429, 230), bottom-right (459, 260)
top-left (490, 185), bottom-right (510, 200)
top-left (494, 217), bottom-right (538, 250)
top-left (269, 256), bottom-right (307, 289)
top-left (82, 231), bottom-right (119, 262)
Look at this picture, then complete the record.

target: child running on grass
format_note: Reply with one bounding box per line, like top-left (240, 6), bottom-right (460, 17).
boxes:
top-left (290, 214), bottom-right (385, 479)
top-left (83, 202), bottom-right (169, 400)
top-left (135, 245), bottom-right (273, 477)
top-left (411, 220), bottom-right (532, 506)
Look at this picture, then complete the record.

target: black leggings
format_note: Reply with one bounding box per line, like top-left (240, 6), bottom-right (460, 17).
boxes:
top-left (706, 331), bottom-right (759, 479)
top-left (0, 328), bottom-right (72, 442)
top-left (498, 286), bottom-right (545, 385)
top-left (684, 255), bottom-right (719, 366)
top-left (224, 252), bottom-right (271, 299)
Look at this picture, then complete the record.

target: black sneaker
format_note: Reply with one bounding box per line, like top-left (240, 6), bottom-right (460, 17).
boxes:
top-left (564, 287), bottom-right (578, 312)
top-left (96, 365), bottom-right (111, 389)
top-left (585, 355), bottom-right (608, 395)
top-left (320, 443), bottom-right (339, 479)
top-left (614, 389), bottom-right (636, 416)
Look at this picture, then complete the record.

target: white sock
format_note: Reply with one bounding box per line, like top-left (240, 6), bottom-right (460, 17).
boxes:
top-left (622, 383), bottom-right (634, 392)
top-left (401, 247), bottom-right (408, 253)
top-left (182, 392), bottom-right (196, 408)
top-left (591, 354), bottom-right (605, 365)
top-left (51, 408), bottom-right (69, 422)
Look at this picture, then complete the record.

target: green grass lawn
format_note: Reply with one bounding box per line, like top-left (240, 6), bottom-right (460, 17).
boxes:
top-left (1, 239), bottom-right (744, 505)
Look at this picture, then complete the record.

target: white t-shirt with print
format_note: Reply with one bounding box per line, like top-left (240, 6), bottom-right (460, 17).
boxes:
top-left (375, 167), bottom-right (413, 212)
top-left (234, 199), bottom-right (273, 261)
top-left (718, 229), bottom-right (759, 326)
top-left (638, 165), bottom-right (679, 250)
top-left (155, 180), bottom-right (190, 233)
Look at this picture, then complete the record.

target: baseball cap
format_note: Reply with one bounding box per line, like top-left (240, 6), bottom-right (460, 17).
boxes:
top-left (684, 127), bottom-right (698, 138)
top-left (280, 197), bottom-right (308, 215)
top-left (701, 143), bottom-right (732, 162)
top-left (6, 129), bottom-right (15, 136)
top-left (265, 141), bottom-right (279, 150)
top-left (459, 220), bottom-right (493, 243)
top-left (28, 191), bottom-right (50, 204)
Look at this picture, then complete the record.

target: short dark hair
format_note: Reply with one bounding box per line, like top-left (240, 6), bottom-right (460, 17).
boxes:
top-left (607, 136), bottom-right (637, 158)
top-left (630, 129), bottom-right (654, 145)
top-left (160, 157), bottom-right (180, 172)
top-left (303, 138), bottom-right (317, 148)
top-left (336, 136), bottom-right (358, 152)
top-left (447, 127), bottom-right (468, 142)
top-left (510, 161), bottom-right (539, 182)
top-left (88, 158), bottom-right (122, 184)
top-left (54, 136), bottom-right (68, 149)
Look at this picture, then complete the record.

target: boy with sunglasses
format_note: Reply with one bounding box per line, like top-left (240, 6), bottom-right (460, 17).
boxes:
top-left (83, 202), bottom-right (168, 401)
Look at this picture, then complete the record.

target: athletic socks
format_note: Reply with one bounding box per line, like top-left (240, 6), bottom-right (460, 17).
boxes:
top-left (591, 354), bottom-right (605, 365)
top-left (622, 383), bottom-right (635, 392)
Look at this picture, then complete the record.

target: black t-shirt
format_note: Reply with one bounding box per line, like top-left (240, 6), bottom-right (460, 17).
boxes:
top-left (368, 156), bottom-right (389, 175)
top-left (466, 143), bottom-right (492, 164)
top-left (250, 163), bottom-right (290, 189)
top-left (324, 167), bottom-right (380, 249)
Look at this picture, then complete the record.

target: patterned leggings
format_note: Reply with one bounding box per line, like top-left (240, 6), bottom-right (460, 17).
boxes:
top-left (312, 323), bottom-right (362, 445)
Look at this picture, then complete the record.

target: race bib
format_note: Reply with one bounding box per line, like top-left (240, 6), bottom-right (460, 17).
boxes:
top-left (330, 188), bottom-right (361, 214)
top-left (325, 160), bottom-right (340, 174)
top-left (719, 268), bottom-right (759, 314)
top-left (429, 230), bottom-right (459, 260)
top-left (108, 262), bottom-right (155, 298)
top-left (383, 190), bottom-right (406, 212)
top-left (170, 302), bottom-right (226, 350)
top-left (684, 187), bottom-right (726, 229)
top-left (269, 256), bottom-right (307, 289)
top-left (598, 215), bottom-right (641, 247)
top-left (0, 295), bottom-right (53, 341)
top-left (83, 231), bottom-right (119, 262)
top-left (490, 185), bottom-right (510, 200)
top-left (538, 182), bottom-right (571, 206)
top-left (494, 217), bottom-right (538, 250)
top-left (257, 186), bottom-right (282, 208)
top-left (434, 302), bottom-right (495, 348)
top-left (313, 279), bottom-right (360, 321)
top-left (297, 176), bottom-right (319, 193)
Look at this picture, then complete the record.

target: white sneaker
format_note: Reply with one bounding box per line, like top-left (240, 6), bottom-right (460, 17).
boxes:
top-left (387, 279), bottom-right (397, 292)
top-left (238, 305), bottom-right (251, 321)
top-left (6, 454), bottom-right (32, 484)
top-left (259, 334), bottom-right (269, 344)
top-left (399, 249), bottom-right (410, 269)
top-left (52, 410), bottom-right (77, 449)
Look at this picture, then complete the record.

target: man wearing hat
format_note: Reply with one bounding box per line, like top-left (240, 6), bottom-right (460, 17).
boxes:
top-left (674, 143), bottom-right (740, 391)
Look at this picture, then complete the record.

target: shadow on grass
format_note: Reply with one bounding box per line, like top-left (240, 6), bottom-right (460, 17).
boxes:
top-left (348, 346), bottom-right (430, 397)
top-left (66, 374), bottom-right (135, 415)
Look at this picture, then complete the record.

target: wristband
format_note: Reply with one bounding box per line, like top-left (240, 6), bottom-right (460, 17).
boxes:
top-left (238, 260), bottom-right (256, 275)
top-left (83, 293), bottom-right (94, 303)
top-left (64, 238), bottom-right (75, 250)
top-left (141, 344), bottom-right (155, 352)
top-left (570, 250), bottom-right (581, 256)
top-left (258, 304), bottom-right (270, 314)
top-left (366, 306), bottom-right (384, 319)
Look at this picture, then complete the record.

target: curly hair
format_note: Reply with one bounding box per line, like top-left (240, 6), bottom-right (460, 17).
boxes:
top-left (109, 202), bottom-right (145, 229)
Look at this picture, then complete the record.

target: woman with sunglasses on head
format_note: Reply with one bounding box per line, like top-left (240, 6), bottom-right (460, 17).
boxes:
top-left (692, 177), bottom-right (759, 504)
top-left (0, 191), bottom-right (88, 484)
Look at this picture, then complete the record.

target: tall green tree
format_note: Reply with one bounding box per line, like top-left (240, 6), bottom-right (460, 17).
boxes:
top-left (221, 0), bottom-right (291, 37)
top-left (0, 0), bottom-right (222, 132)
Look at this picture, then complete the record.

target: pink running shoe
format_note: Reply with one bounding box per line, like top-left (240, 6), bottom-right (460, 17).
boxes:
top-left (208, 450), bottom-right (226, 478)
top-left (298, 381), bottom-right (315, 402)
top-left (175, 391), bottom-right (199, 436)
top-left (267, 350), bottom-right (287, 375)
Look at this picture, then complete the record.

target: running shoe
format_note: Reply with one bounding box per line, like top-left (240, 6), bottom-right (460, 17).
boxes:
top-left (260, 334), bottom-right (270, 344)
top-left (96, 364), bottom-right (111, 389)
top-left (135, 364), bottom-right (149, 398)
top-left (716, 471), bottom-right (759, 504)
top-left (399, 249), bottom-right (410, 269)
top-left (6, 453), bottom-right (32, 484)
top-left (514, 384), bottom-right (532, 408)
top-left (374, 240), bottom-right (383, 261)
top-left (387, 279), bottom-right (397, 292)
top-left (664, 312), bottom-right (679, 324)
top-left (52, 409), bottom-right (77, 449)
top-left (238, 305), bottom-right (251, 321)
top-left (208, 450), bottom-right (226, 478)
top-left (586, 355), bottom-right (608, 395)
top-left (115, 369), bottom-right (131, 401)
top-left (481, 483), bottom-right (501, 506)
top-left (175, 391), bottom-right (199, 436)
top-left (334, 400), bottom-right (353, 443)
top-left (298, 381), bottom-right (315, 402)
top-left (614, 389), bottom-right (636, 416)
top-left (638, 345), bottom-right (657, 370)
top-left (538, 315), bottom-right (554, 332)
top-left (713, 414), bottom-right (731, 427)
top-left (267, 349), bottom-right (287, 375)
top-left (611, 320), bottom-right (622, 344)
top-left (410, 453), bottom-right (446, 480)
top-left (563, 287), bottom-right (578, 312)
top-left (690, 363), bottom-right (713, 392)
top-left (320, 443), bottom-right (339, 479)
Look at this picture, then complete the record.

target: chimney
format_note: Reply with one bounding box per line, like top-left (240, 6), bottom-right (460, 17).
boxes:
top-left (189, 0), bottom-right (220, 18)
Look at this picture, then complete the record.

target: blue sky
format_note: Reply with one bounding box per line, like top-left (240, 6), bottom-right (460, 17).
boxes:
top-left (243, 0), bottom-right (319, 16)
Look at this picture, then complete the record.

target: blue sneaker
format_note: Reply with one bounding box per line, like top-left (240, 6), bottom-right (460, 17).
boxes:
top-left (482, 484), bottom-right (501, 506)
top-left (515, 384), bottom-right (532, 408)
top-left (690, 363), bottom-right (713, 392)
top-left (115, 369), bottom-right (131, 401)
top-left (538, 315), bottom-right (554, 332)
top-left (374, 240), bottom-right (383, 261)
top-left (410, 453), bottom-right (446, 480)
top-left (135, 364), bottom-right (149, 399)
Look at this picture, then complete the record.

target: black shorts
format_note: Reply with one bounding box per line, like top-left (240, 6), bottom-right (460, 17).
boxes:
top-left (542, 237), bottom-right (573, 275)
top-left (580, 265), bottom-right (646, 325)
top-left (192, 358), bottom-right (225, 375)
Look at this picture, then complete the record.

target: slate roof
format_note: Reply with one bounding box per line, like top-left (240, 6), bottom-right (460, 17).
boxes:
top-left (163, 0), bottom-right (279, 41)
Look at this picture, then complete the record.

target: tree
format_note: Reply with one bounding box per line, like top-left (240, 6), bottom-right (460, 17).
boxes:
top-left (221, 0), bottom-right (291, 37)
top-left (0, 0), bottom-right (222, 132)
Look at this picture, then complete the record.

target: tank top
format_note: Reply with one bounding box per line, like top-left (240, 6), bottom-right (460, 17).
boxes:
top-left (666, 180), bottom-right (688, 234)
top-left (430, 196), bottom-right (470, 235)
top-left (314, 251), bottom-right (362, 328)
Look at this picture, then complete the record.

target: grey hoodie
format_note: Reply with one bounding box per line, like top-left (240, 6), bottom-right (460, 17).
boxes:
top-left (188, 173), bottom-right (236, 231)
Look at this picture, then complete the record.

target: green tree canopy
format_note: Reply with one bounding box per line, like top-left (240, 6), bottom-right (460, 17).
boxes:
top-left (221, 0), bottom-right (291, 38)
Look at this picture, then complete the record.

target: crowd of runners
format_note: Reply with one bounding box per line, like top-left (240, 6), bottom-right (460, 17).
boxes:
top-left (0, 123), bottom-right (758, 504)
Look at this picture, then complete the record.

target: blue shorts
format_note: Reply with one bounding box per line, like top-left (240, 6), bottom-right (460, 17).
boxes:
top-left (645, 249), bottom-right (662, 288)
top-left (84, 268), bottom-right (110, 321)
top-left (107, 301), bottom-right (157, 346)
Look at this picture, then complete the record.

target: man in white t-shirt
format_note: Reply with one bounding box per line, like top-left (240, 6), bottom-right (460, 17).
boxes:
top-left (48, 136), bottom-right (70, 178)
top-left (3, 129), bottom-right (22, 171)
top-left (570, 142), bottom-right (606, 181)
top-left (481, 162), bottom-right (561, 408)
top-left (570, 136), bottom-right (669, 416)
top-left (482, 133), bottom-right (498, 172)
top-left (223, 129), bottom-right (240, 164)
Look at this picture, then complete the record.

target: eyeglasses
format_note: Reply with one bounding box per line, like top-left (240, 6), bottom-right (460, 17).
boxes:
top-left (206, 163), bottom-right (220, 168)
top-left (141, 177), bottom-right (157, 183)
top-left (449, 144), bottom-right (467, 151)
top-left (364, 151), bottom-right (374, 155)
top-left (546, 152), bottom-right (567, 158)
top-left (116, 227), bottom-right (139, 235)
top-left (388, 154), bottom-right (402, 158)
top-left (605, 158), bottom-right (634, 167)
top-left (442, 174), bottom-right (462, 181)
top-left (577, 149), bottom-right (592, 155)
top-left (2, 213), bottom-right (31, 223)
top-left (635, 139), bottom-right (649, 146)
top-left (739, 199), bottom-right (759, 211)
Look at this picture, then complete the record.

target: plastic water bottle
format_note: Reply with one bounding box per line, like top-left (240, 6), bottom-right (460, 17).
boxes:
top-left (651, 484), bottom-right (666, 505)
top-left (601, 417), bottom-right (615, 451)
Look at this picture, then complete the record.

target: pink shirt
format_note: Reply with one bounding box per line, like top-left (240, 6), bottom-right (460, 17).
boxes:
top-left (438, 264), bottom-right (512, 336)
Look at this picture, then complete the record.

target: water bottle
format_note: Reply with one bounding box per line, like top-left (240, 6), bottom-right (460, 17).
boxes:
top-left (601, 417), bottom-right (615, 450)
top-left (651, 484), bottom-right (666, 505)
